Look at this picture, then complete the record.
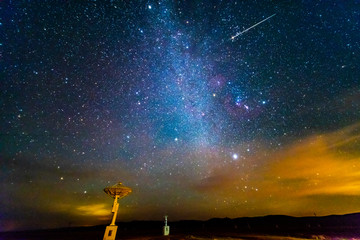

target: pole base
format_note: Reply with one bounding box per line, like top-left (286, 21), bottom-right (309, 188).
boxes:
top-left (163, 226), bottom-right (170, 236)
top-left (103, 225), bottom-right (118, 240)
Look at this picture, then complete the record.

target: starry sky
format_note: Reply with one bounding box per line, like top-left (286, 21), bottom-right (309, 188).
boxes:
top-left (1, 0), bottom-right (360, 232)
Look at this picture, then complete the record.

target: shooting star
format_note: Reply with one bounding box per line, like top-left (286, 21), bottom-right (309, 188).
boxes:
top-left (231, 13), bottom-right (276, 41)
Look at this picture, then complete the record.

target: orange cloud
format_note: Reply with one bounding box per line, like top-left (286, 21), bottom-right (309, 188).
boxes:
top-left (76, 204), bottom-right (110, 217)
top-left (265, 122), bottom-right (360, 197)
top-left (191, 122), bottom-right (360, 216)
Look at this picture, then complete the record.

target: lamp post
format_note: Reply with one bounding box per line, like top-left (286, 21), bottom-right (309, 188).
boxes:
top-left (103, 182), bottom-right (132, 240)
top-left (163, 215), bottom-right (170, 236)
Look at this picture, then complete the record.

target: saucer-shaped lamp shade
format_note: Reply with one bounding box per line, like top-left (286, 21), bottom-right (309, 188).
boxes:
top-left (104, 182), bottom-right (132, 198)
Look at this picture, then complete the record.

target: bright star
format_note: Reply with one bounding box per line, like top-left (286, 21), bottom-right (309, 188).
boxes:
top-left (232, 153), bottom-right (238, 160)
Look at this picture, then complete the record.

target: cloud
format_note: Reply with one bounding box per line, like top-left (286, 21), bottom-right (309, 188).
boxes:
top-left (76, 204), bottom-right (109, 217)
top-left (191, 122), bottom-right (360, 216)
top-left (265, 122), bottom-right (360, 197)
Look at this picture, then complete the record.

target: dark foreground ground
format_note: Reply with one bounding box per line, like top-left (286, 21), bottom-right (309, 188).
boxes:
top-left (2, 213), bottom-right (360, 240)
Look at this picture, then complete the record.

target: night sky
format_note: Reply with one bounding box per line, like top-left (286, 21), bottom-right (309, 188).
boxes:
top-left (1, 0), bottom-right (360, 232)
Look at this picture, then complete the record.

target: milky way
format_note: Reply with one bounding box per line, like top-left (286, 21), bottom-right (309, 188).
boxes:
top-left (1, 1), bottom-right (360, 231)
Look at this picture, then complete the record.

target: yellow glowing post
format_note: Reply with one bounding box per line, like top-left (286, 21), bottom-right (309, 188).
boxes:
top-left (163, 215), bottom-right (170, 236)
top-left (103, 182), bottom-right (132, 240)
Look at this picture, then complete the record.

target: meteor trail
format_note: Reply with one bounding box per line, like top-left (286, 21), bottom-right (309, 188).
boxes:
top-left (231, 13), bottom-right (276, 41)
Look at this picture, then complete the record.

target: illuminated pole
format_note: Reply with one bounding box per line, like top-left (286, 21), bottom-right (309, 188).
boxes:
top-left (163, 215), bottom-right (170, 236)
top-left (103, 182), bottom-right (132, 240)
top-left (110, 195), bottom-right (119, 226)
